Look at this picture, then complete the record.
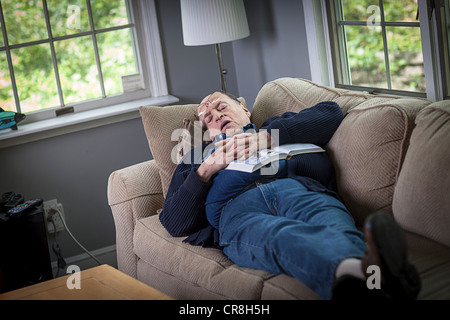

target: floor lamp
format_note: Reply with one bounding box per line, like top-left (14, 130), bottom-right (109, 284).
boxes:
top-left (180, 0), bottom-right (250, 92)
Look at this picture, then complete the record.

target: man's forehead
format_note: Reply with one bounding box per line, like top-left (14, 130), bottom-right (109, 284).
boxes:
top-left (198, 94), bottom-right (226, 115)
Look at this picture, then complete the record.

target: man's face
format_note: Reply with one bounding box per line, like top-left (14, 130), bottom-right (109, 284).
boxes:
top-left (198, 92), bottom-right (251, 140)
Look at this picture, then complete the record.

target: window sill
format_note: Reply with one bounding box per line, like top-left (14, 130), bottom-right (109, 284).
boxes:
top-left (0, 95), bottom-right (179, 149)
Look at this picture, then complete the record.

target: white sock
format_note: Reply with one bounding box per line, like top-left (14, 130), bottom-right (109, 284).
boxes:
top-left (335, 258), bottom-right (365, 280)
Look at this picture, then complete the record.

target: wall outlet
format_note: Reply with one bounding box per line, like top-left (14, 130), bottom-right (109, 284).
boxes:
top-left (43, 199), bottom-right (65, 233)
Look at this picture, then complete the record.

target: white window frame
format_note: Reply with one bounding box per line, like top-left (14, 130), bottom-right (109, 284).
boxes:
top-left (0, 0), bottom-right (177, 148)
top-left (15, 0), bottom-right (168, 122)
top-left (304, 0), bottom-right (444, 102)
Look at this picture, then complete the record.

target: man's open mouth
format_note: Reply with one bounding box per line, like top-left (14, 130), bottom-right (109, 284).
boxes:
top-left (221, 120), bottom-right (231, 131)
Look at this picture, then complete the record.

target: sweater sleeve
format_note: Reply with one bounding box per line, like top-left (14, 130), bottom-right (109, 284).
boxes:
top-left (159, 151), bottom-right (213, 237)
top-left (261, 101), bottom-right (344, 147)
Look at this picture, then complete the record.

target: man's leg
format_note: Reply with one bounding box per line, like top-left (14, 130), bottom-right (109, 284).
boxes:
top-left (219, 178), bottom-right (366, 299)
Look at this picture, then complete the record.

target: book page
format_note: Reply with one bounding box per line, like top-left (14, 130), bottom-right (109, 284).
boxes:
top-left (274, 143), bottom-right (324, 155)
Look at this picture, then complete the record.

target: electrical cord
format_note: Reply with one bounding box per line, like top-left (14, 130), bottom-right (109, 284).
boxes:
top-left (49, 207), bottom-right (102, 266)
top-left (50, 218), bottom-right (66, 277)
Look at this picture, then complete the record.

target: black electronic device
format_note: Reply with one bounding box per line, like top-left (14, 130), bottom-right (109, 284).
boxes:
top-left (0, 192), bottom-right (24, 213)
top-left (7, 199), bottom-right (43, 219)
top-left (0, 194), bottom-right (52, 293)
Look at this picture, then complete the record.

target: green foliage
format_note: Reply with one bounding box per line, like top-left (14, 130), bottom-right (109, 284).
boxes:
top-left (0, 0), bottom-right (136, 113)
top-left (341, 0), bottom-right (425, 91)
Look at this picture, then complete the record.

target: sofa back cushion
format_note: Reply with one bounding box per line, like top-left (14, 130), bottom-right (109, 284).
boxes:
top-left (393, 102), bottom-right (450, 247)
top-left (327, 100), bottom-right (427, 225)
top-left (251, 78), bottom-right (355, 127)
top-left (140, 104), bottom-right (199, 197)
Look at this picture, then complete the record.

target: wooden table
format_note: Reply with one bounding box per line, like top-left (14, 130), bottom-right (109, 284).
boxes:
top-left (0, 264), bottom-right (173, 300)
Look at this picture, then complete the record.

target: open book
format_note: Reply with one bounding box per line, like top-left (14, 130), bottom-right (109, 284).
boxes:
top-left (225, 143), bottom-right (325, 173)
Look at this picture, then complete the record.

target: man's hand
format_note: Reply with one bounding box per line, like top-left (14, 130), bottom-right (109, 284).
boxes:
top-left (196, 130), bottom-right (272, 182)
top-left (196, 143), bottom-right (234, 182)
top-left (215, 130), bottom-right (272, 161)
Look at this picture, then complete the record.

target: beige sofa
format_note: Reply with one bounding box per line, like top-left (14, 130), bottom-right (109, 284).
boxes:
top-left (107, 78), bottom-right (450, 299)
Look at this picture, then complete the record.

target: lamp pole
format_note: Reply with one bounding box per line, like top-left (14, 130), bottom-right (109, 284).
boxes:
top-left (215, 43), bottom-right (227, 92)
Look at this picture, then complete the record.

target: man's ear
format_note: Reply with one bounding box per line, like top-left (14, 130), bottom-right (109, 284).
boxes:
top-left (240, 103), bottom-right (249, 112)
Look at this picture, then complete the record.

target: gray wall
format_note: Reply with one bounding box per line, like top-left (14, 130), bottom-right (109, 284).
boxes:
top-left (234, 0), bottom-right (311, 107)
top-left (0, 0), bottom-right (311, 267)
top-left (155, 0), bottom-right (239, 103)
top-left (0, 119), bottom-right (150, 258)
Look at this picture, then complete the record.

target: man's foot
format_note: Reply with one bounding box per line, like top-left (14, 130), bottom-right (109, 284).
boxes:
top-left (362, 211), bottom-right (421, 300)
top-left (332, 211), bottom-right (421, 300)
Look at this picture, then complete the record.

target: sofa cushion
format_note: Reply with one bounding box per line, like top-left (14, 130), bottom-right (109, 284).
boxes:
top-left (251, 77), bottom-right (375, 128)
top-left (175, 118), bottom-right (203, 164)
top-left (327, 99), bottom-right (429, 225)
top-left (139, 104), bottom-right (199, 197)
top-left (261, 274), bottom-right (320, 300)
top-left (405, 231), bottom-right (450, 299)
top-left (393, 102), bottom-right (450, 247)
top-left (134, 215), bottom-right (282, 299)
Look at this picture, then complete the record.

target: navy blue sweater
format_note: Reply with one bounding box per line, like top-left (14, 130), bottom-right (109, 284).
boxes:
top-left (159, 101), bottom-right (344, 247)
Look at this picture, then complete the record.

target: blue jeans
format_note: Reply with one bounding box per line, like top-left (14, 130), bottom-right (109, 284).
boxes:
top-left (218, 178), bottom-right (366, 299)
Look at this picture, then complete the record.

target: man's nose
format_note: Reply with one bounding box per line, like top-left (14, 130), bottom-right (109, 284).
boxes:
top-left (213, 111), bottom-right (224, 122)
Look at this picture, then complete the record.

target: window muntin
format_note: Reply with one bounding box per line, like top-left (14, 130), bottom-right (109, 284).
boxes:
top-left (437, 0), bottom-right (450, 99)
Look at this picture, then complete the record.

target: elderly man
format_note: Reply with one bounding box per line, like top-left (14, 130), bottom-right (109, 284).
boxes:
top-left (159, 91), bottom-right (420, 300)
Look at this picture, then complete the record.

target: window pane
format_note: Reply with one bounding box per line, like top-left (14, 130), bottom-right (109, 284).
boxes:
top-left (0, 52), bottom-right (16, 111)
top-left (11, 44), bottom-right (59, 112)
top-left (0, 21), bottom-right (4, 47)
top-left (97, 28), bottom-right (139, 96)
top-left (91, 0), bottom-right (130, 30)
top-left (345, 25), bottom-right (387, 88)
top-left (342, 0), bottom-right (380, 21)
top-left (47, 0), bottom-right (90, 37)
top-left (386, 26), bottom-right (425, 92)
top-left (2, 0), bottom-right (48, 45)
top-left (54, 36), bottom-right (102, 104)
top-left (383, 0), bottom-right (418, 22)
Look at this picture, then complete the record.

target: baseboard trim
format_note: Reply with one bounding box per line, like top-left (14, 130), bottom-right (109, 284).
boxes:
top-left (51, 245), bottom-right (117, 277)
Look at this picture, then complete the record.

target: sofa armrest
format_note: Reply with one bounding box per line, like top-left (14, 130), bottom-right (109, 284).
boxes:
top-left (107, 159), bottom-right (164, 278)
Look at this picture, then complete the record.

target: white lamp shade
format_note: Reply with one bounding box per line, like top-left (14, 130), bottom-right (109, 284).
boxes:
top-left (181, 0), bottom-right (250, 46)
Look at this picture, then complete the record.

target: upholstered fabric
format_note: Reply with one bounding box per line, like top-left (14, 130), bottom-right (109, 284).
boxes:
top-left (393, 102), bottom-right (450, 247)
top-left (251, 77), bottom-right (370, 127)
top-left (133, 215), bottom-right (320, 299)
top-left (328, 99), bottom-right (429, 225)
top-left (175, 118), bottom-right (202, 164)
top-left (107, 160), bottom-right (165, 277)
top-left (405, 231), bottom-right (450, 299)
top-left (139, 104), bottom-right (199, 197)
